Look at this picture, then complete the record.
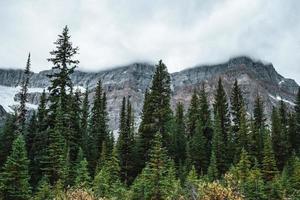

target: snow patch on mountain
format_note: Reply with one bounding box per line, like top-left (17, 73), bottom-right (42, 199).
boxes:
top-left (268, 94), bottom-right (295, 106)
top-left (0, 85), bottom-right (44, 113)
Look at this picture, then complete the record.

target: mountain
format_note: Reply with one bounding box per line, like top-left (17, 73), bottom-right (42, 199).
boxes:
top-left (0, 56), bottom-right (298, 131)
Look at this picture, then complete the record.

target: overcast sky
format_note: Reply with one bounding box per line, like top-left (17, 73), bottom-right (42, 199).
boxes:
top-left (0, 0), bottom-right (299, 83)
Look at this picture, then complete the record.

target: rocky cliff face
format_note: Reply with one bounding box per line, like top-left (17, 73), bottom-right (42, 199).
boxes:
top-left (0, 56), bottom-right (298, 130)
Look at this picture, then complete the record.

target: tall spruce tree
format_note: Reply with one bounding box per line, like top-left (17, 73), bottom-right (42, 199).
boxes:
top-left (43, 104), bottom-right (68, 185)
top-left (262, 132), bottom-right (278, 182)
top-left (74, 148), bottom-right (91, 188)
top-left (130, 132), bottom-right (180, 200)
top-left (0, 135), bottom-right (31, 200)
top-left (198, 84), bottom-right (213, 154)
top-left (211, 112), bottom-right (227, 175)
top-left (16, 53), bottom-right (31, 135)
top-left (47, 26), bottom-right (79, 126)
top-left (88, 80), bottom-right (109, 175)
top-left (213, 78), bottom-right (231, 166)
top-left (190, 119), bottom-right (208, 175)
top-left (234, 106), bottom-right (249, 163)
top-left (81, 88), bottom-right (89, 156)
top-left (249, 94), bottom-right (266, 164)
top-left (137, 60), bottom-right (172, 169)
top-left (187, 89), bottom-right (200, 138)
top-left (230, 80), bottom-right (245, 136)
top-left (0, 114), bottom-right (17, 167)
top-left (117, 97), bottom-right (135, 185)
top-left (67, 90), bottom-right (82, 184)
top-left (230, 80), bottom-right (246, 162)
top-left (93, 147), bottom-right (125, 199)
top-left (170, 102), bottom-right (187, 167)
top-left (271, 106), bottom-right (288, 170)
top-left (294, 87), bottom-right (300, 154)
top-left (31, 90), bottom-right (48, 187)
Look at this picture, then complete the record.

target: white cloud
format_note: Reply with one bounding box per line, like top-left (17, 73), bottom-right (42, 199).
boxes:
top-left (0, 0), bottom-right (299, 83)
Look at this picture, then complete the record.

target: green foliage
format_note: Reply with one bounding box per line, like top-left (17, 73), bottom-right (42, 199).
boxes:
top-left (207, 151), bottom-right (218, 181)
top-left (43, 105), bottom-right (68, 185)
top-left (87, 80), bottom-right (109, 176)
top-left (33, 177), bottom-right (53, 200)
top-left (16, 53), bottom-right (31, 134)
top-left (74, 148), bottom-right (91, 188)
top-left (187, 89), bottom-right (200, 138)
top-left (190, 119), bottom-right (208, 174)
top-left (130, 133), bottom-right (181, 200)
top-left (117, 97), bottom-right (135, 185)
top-left (137, 60), bottom-right (173, 171)
top-left (211, 112), bottom-right (227, 175)
top-left (295, 87), bottom-right (300, 155)
top-left (249, 94), bottom-right (266, 164)
top-left (262, 132), bottom-right (278, 182)
top-left (93, 148), bottom-right (126, 199)
top-left (0, 135), bottom-right (31, 200)
top-left (170, 102), bottom-right (187, 168)
top-left (0, 114), bottom-right (17, 167)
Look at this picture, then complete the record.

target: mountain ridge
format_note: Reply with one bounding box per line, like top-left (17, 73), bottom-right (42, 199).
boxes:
top-left (0, 56), bottom-right (298, 130)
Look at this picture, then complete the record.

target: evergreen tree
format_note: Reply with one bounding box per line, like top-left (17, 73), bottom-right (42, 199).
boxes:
top-left (0, 114), bottom-right (17, 167)
top-left (230, 80), bottom-right (248, 163)
top-left (26, 111), bottom-right (37, 161)
top-left (271, 106), bottom-right (288, 170)
top-left (0, 135), bottom-right (31, 200)
top-left (235, 148), bottom-right (251, 185)
top-left (43, 104), bottom-right (68, 185)
top-left (213, 78), bottom-right (231, 165)
top-left (262, 132), bottom-right (278, 182)
top-left (170, 102), bottom-right (187, 168)
top-left (249, 94), bottom-right (266, 164)
top-left (186, 89), bottom-right (199, 138)
top-left (117, 97), bottom-right (135, 185)
top-left (130, 132), bottom-right (180, 200)
top-left (207, 151), bottom-right (218, 181)
top-left (47, 25), bottom-right (79, 126)
top-left (16, 53), bottom-right (31, 134)
top-left (67, 90), bottom-right (82, 184)
top-left (294, 87), bottom-right (300, 154)
top-left (30, 90), bottom-right (48, 187)
top-left (290, 155), bottom-right (300, 191)
top-left (25, 112), bottom-right (38, 187)
top-left (190, 119), bottom-right (208, 174)
top-left (74, 148), bottom-right (91, 188)
top-left (137, 60), bottom-right (172, 169)
top-left (198, 84), bottom-right (213, 157)
top-left (231, 79), bottom-right (245, 136)
top-left (234, 106), bottom-right (249, 163)
top-left (87, 80), bottom-right (109, 175)
top-left (244, 163), bottom-right (266, 200)
top-left (81, 88), bottom-right (89, 156)
top-left (211, 112), bottom-right (227, 175)
top-left (93, 147), bottom-right (125, 199)
top-left (33, 177), bottom-right (53, 200)
top-left (288, 113), bottom-right (298, 154)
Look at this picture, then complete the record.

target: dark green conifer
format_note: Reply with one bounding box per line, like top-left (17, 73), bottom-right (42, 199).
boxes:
top-left (294, 87), bottom-right (300, 154)
top-left (0, 114), bottom-right (17, 167)
top-left (137, 60), bottom-right (172, 170)
top-left (187, 89), bottom-right (199, 138)
top-left (74, 148), bottom-right (91, 188)
top-left (16, 53), bottom-right (31, 134)
top-left (213, 78), bottom-right (231, 166)
top-left (0, 135), bottom-right (31, 200)
top-left (170, 102), bottom-right (187, 168)
top-left (262, 132), bottom-right (278, 182)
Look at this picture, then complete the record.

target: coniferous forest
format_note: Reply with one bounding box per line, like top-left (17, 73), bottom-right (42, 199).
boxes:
top-left (1, 26), bottom-right (300, 200)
